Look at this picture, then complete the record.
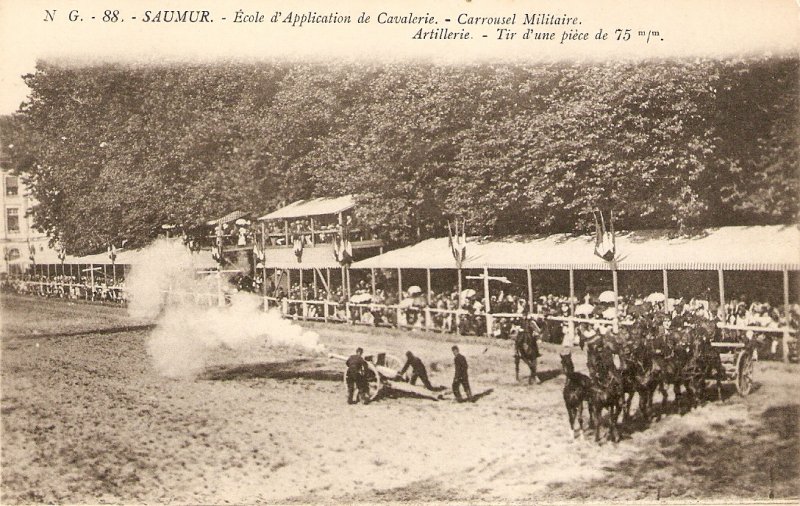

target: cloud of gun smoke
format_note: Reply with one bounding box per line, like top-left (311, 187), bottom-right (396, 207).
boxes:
top-left (126, 238), bottom-right (324, 378)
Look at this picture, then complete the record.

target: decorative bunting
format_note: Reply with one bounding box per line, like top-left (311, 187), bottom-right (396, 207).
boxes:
top-left (332, 232), bottom-right (353, 265)
top-left (447, 218), bottom-right (467, 269)
top-left (293, 236), bottom-right (304, 263)
top-left (593, 209), bottom-right (616, 262)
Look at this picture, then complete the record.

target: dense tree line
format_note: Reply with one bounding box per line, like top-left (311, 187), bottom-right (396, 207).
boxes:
top-left (2, 57), bottom-right (797, 255)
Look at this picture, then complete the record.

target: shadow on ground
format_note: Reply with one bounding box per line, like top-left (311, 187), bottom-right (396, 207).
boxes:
top-left (548, 403), bottom-right (800, 501)
top-left (200, 359), bottom-right (342, 382)
top-left (613, 382), bottom-right (746, 437)
top-left (3, 324), bottom-right (157, 340)
top-left (538, 368), bottom-right (562, 383)
top-left (469, 388), bottom-right (494, 402)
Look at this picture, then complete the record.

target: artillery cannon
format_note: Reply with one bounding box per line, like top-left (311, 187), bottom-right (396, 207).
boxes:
top-left (329, 352), bottom-right (447, 401)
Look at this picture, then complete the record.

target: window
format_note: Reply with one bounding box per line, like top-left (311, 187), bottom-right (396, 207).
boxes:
top-left (5, 176), bottom-right (18, 196)
top-left (6, 208), bottom-right (19, 233)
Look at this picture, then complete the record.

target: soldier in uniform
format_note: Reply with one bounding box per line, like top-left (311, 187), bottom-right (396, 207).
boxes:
top-left (451, 346), bottom-right (472, 402)
top-left (399, 351), bottom-right (436, 390)
top-left (345, 347), bottom-right (370, 405)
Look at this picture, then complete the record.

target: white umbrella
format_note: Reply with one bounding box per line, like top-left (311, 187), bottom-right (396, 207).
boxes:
top-left (602, 307), bottom-right (617, 319)
top-left (598, 290), bottom-right (617, 303)
top-left (235, 218), bottom-right (248, 225)
top-left (407, 285), bottom-right (422, 296)
top-left (399, 298), bottom-right (416, 308)
top-left (645, 292), bottom-right (666, 303)
top-left (575, 303), bottom-right (594, 316)
top-left (461, 288), bottom-right (477, 298)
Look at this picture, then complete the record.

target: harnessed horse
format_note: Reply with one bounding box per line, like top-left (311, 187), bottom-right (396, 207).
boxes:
top-left (583, 334), bottom-right (625, 442)
top-left (560, 353), bottom-right (594, 439)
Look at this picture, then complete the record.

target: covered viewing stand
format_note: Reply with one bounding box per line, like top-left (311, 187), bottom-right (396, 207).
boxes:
top-left (309, 225), bottom-right (797, 362)
top-left (205, 210), bottom-right (253, 253)
top-left (256, 195), bottom-right (383, 250)
top-left (12, 238), bottom-right (217, 302)
top-left (254, 195), bottom-right (383, 319)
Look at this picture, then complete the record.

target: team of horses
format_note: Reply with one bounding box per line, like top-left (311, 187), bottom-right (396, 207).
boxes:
top-left (513, 313), bottom-right (729, 443)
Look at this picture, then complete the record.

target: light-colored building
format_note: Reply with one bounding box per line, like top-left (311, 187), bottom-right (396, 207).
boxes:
top-left (0, 166), bottom-right (58, 275)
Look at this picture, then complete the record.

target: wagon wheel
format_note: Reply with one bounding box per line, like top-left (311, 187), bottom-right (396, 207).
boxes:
top-left (735, 350), bottom-right (754, 396)
top-left (342, 361), bottom-right (384, 402)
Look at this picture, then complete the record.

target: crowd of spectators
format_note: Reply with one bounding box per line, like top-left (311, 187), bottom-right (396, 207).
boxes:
top-left (4, 267), bottom-right (797, 361)
top-left (213, 214), bottom-right (377, 250)
top-left (257, 278), bottom-right (798, 361)
top-left (1, 273), bottom-right (127, 304)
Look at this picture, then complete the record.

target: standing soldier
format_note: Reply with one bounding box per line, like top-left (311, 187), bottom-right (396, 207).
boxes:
top-left (451, 346), bottom-right (472, 402)
top-left (345, 347), bottom-right (369, 405)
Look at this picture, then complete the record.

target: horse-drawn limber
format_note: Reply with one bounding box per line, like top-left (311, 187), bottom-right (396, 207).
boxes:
top-left (556, 313), bottom-right (762, 443)
top-left (711, 338), bottom-right (756, 396)
top-left (328, 351), bottom-right (447, 401)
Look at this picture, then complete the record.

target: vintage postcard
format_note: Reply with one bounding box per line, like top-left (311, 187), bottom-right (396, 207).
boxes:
top-left (1, 0), bottom-right (798, 504)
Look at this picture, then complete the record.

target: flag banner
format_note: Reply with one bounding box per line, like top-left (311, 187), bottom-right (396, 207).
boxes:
top-left (293, 237), bottom-right (304, 263)
top-left (448, 218), bottom-right (467, 269)
top-left (593, 209), bottom-right (616, 262)
top-left (252, 243), bottom-right (265, 262)
top-left (332, 232), bottom-right (352, 265)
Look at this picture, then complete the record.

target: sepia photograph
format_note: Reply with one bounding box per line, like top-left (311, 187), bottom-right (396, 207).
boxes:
top-left (1, 0), bottom-right (798, 504)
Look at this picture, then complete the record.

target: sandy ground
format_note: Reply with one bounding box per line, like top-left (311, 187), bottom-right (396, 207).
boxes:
top-left (1, 294), bottom-right (798, 504)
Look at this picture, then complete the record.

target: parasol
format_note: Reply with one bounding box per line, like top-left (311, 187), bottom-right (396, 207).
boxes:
top-left (351, 293), bottom-right (373, 304)
top-left (398, 298), bottom-right (416, 308)
top-left (598, 290), bottom-right (617, 303)
top-left (645, 292), bottom-right (666, 303)
top-left (461, 288), bottom-right (477, 298)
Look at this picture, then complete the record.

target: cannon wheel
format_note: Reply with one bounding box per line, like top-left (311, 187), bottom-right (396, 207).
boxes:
top-left (735, 349), bottom-right (754, 396)
top-left (342, 361), bottom-right (384, 402)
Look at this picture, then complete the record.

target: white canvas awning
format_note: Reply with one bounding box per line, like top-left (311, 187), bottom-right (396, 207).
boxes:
top-left (351, 225), bottom-right (800, 271)
top-left (258, 195), bottom-right (355, 221)
top-left (260, 245), bottom-right (342, 269)
top-left (56, 239), bottom-right (217, 269)
top-left (206, 210), bottom-right (250, 226)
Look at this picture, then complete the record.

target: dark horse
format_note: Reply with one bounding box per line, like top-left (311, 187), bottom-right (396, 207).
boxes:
top-left (560, 353), bottom-right (594, 439)
top-left (612, 320), bottom-right (664, 424)
top-left (650, 329), bottom-right (691, 415)
top-left (604, 328), bottom-right (640, 422)
top-left (681, 318), bottom-right (725, 409)
top-left (512, 320), bottom-right (542, 384)
top-left (584, 335), bottom-right (625, 443)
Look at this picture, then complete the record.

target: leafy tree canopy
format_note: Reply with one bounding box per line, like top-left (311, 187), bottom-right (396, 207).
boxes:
top-left (2, 58), bottom-right (797, 255)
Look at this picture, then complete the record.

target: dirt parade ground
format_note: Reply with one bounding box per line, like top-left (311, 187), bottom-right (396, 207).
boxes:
top-left (1, 294), bottom-right (798, 504)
